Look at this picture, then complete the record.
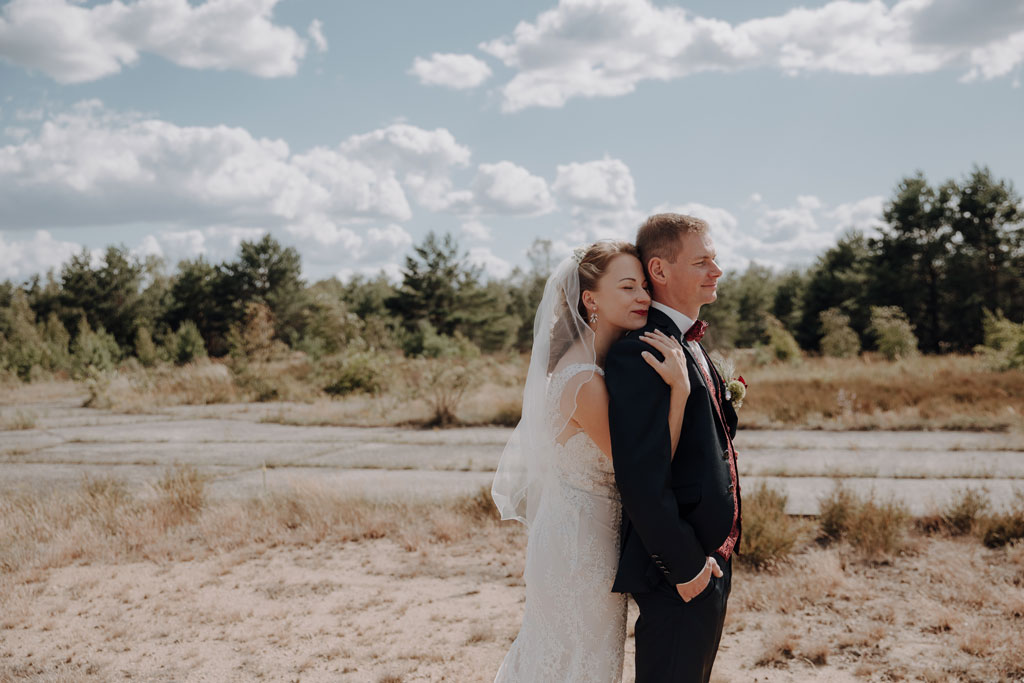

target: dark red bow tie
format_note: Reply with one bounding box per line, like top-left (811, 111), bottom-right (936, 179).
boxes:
top-left (684, 320), bottom-right (708, 343)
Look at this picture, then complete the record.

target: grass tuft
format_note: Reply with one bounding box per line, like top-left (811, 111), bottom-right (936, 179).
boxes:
top-left (737, 483), bottom-right (808, 569)
top-left (817, 483), bottom-right (908, 560)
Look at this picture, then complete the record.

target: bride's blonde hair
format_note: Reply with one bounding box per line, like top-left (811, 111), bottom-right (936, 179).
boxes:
top-left (548, 240), bottom-right (639, 372)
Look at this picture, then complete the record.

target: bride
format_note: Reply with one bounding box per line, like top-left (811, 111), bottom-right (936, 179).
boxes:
top-left (492, 241), bottom-right (691, 682)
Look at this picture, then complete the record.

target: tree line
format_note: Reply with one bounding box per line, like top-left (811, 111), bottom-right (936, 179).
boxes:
top-left (1, 166), bottom-right (1021, 382)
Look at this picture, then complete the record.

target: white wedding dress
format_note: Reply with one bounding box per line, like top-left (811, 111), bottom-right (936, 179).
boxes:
top-left (494, 363), bottom-right (627, 683)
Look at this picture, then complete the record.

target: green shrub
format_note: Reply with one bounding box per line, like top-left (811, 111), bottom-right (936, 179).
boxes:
top-left (738, 483), bottom-right (805, 569)
top-left (134, 326), bottom-right (159, 367)
top-left (71, 319), bottom-right (121, 379)
top-left (975, 309), bottom-right (1024, 371)
top-left (0, 291), bottom-right (47, 380)
top-left (321, 350), bottom-right (388, 396)
top-left (759, 315), bottom-right (802, 363)
top-left (819, 307), bottom-right (860, 358)
top-left (869, 306), bottom-right (918, 360)
top-left (168, 320), bottom-right (207, 366)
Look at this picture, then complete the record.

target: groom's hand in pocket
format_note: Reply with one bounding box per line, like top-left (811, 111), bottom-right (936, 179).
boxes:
top-left (676, 556), bottom-right (723, 602)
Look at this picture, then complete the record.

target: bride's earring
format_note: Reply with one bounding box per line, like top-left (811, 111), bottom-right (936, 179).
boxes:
top-left (589, 308), bottom-right (598, 324)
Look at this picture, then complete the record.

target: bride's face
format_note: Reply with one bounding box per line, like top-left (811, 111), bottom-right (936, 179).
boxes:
top-left (585, 254), bottom-right (651, 332)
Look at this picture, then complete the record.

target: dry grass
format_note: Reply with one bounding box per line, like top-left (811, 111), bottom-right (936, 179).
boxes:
top-left (12, 351), bottom-right (1018, 431)
top-left (817, 482), bottom-right (909, 560)
top-left (735, 352), bottom-right (1023, 432)
top-left (0, 409), bottom-right (37, 431)
top-left (0, 468), bottom-right (507, 577)
top-left (735, 482), bottom-right (812, 569)
top-left (5, 476), bottom-right (1024, 681)
top-left (90, 360), bottom-right (245, 412)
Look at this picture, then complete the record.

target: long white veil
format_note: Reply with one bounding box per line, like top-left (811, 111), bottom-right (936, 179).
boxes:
top-left (492, 252), bottom-right (597, 528)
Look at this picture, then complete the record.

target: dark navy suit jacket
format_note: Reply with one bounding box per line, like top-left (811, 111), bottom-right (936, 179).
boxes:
top-left (606, 306), bottom-right (739, 593)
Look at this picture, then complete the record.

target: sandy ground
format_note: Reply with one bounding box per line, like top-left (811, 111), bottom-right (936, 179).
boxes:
top-left (2, 393), bottom-right (1024, 682)
top-left (3, 533), bottom-right (1022, 682)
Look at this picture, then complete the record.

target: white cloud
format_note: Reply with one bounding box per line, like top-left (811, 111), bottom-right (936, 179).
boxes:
top-left (553, 156), bottom-right (641, 239)
top-left (649, 193), bottom-right (884, 271)
top-left (157, 229), bottom-right (207, 265)
top-left (827, 195), bottom-right (886, 237)
top-left (0, 101), bottom-right (482, 240)
top-left (479, 0), bottom-right (1024, 111)
top-left (553, 157), bottom-right (636, 211)
top-left (341, 123), bottom-right (473, 212)
top-left (472, 161), bottom-right (555, 215)
top-left (308, 19), bottom-right (328, 53)
top-left (409, 52), bottom-right (492, 89)
top-left (0, 230), bottom-right (82, 280)
top-left (461, 220), bottom-right (492, 241)
top-left (0, 0), bottom-right (308, 84)
top-left (363, 224), bottom-right (414, 261)
top-left (468, 246), bottom-right (513, 279)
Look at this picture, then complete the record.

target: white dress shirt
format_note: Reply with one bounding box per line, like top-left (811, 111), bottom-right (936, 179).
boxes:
top-left (650, 301), bottom-right (710, 378)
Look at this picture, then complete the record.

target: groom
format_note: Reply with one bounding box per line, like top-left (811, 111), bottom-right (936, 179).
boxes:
top-left (606, 213), bottom-right (741, 682)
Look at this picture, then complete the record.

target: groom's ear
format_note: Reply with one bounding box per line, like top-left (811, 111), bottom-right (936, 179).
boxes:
top-left (647, 257), bottom-right (667, 285)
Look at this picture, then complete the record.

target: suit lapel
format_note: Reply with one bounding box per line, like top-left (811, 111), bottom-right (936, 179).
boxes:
top-left (647, 308), bottom-right (707, 393)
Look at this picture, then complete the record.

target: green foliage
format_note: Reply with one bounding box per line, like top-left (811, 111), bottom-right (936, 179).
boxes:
top-left (167, 320), bottom-right (208, 366)
top-left (298, 280), bottom-right (365, 359)
top-left (134, 327), bottom-right (158, 367)
top-left (797, 231), bottom-right (873, 352)
top-left (869, 305), bottom-right (919, 360)
top-left (221, 234), bottom-right (308, 347)
top-left (417, 322), bottom-right (481, 360)
top-left (0, 290), bottom-right (47, 380)
top-left (3, 165), bottom-right (1019, 381)
top-left (70, 318), bottom-right (121, 379)
top-left (39, 312), bottom-right (72, 373)
top-left (60, 246), bottom-right (148, 351)
top-left (732, 263), bottom-right (777, 348)
top-left (819, 307), bottom-right (861, 358)
top-left (165, 256), bottom-right (226, 354)
top-left (389, 232), bottom-right (510, 354)
top-left (737, 483), bottom-right (805, 569)
top-left (226, 302), bottom-right (282, 363)
top-left (975, 309), bottom-right (1024, 370)
top-left (321, 350), bottom-right (388, 396)
top-left (759, 314), bottom-right (802, 363)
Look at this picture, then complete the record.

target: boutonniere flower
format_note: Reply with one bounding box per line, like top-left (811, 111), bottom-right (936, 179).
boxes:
top-left (710, 353), bottom-right (747, 409)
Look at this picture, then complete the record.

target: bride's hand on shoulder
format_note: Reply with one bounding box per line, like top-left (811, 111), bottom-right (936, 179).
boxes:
top-left (640, 330), bottom-right (690, 395)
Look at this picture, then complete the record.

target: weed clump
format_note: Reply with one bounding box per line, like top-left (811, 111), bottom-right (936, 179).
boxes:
top-left (738, 483), bottom-right (806, 569)
top-left (818, 483), bottom-right (908, 560)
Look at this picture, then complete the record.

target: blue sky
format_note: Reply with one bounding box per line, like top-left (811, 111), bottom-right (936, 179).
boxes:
top-left (1, 0), bottom-right (1022, 283)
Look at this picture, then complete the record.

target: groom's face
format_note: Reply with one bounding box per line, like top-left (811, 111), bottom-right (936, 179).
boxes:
top-left (666, 231), bottom-right (723, 313)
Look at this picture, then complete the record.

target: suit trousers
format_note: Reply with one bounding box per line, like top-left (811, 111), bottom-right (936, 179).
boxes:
top-left (631, 553), bottom-right (732, 683)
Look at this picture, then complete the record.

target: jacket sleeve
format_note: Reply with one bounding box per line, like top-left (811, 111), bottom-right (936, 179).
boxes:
top-left (606, 336), bottom-right (707, 584)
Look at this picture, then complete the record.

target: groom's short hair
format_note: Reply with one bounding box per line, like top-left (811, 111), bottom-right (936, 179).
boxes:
top-left (636, 213), bottom-right (708, 268)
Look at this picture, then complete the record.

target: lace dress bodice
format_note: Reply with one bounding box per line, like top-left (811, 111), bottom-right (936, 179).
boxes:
top-left (546, 363), bottom-right (619, 497)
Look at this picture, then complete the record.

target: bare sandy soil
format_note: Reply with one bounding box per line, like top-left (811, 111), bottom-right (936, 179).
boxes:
top-left (2, 390), bottom-right (1024, 682)
top-left (3, 533), bottom-right (1023, 682)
